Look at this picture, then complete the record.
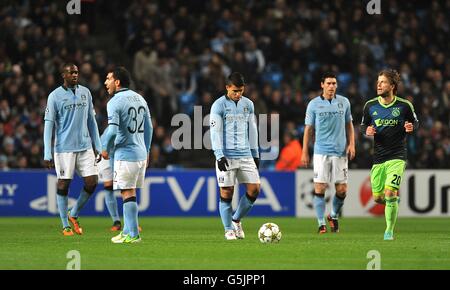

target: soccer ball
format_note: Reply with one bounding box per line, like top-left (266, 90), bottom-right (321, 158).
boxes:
top-left (258, 223), bottom-right (282, 243)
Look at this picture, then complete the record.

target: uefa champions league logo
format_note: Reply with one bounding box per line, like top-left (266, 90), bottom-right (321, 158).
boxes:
top-left (29, 174), bottom-right (121, 214)
top-left (29, 175), bottom-right (76, 214)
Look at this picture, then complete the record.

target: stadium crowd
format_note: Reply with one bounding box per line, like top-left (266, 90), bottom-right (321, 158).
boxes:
top-left (0, 0), bottom-right (449, 170)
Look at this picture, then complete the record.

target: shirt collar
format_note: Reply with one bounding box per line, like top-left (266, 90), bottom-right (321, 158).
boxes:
top-left (320, 94), bottom-right (336, 103)
top-left (225, 94), bottom-right (241, 103)
top-left (320, 94), bottom-right (336, 100)
top-left (61, 84), bottom-right (79, 91)
top-left (112, 88), bottom-right (129, 98)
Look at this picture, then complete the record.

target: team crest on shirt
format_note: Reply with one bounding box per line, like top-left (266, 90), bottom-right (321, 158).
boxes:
top-left (211, 120), bottom-right (216, 127)
top-left (391, 107), bottom-right (400, 117)
top-left (338, 103), bottom-right (343, 108)
top-left (243, 106), bottom-right (249, 113)
top-left (81, 95), bottom-right (87, 100)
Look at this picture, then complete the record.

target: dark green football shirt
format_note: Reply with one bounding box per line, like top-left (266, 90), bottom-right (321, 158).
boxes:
top-left (361, 96), bottom-right (418, 164)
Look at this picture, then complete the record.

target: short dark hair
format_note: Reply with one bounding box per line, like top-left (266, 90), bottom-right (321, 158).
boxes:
top-left (378, 69), bottom-right (400, 94)
top-left (111, 66), bottom-right (131, 88)
top-left (226, 72), bottom-right (245, 87)
top-left (60, 62), bottom-right (77, 74)
top-left (321, 72), bottom-right (337, 83)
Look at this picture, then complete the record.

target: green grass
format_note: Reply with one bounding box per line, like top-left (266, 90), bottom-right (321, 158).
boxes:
top-left (0, 217), bottom-right (449, 269)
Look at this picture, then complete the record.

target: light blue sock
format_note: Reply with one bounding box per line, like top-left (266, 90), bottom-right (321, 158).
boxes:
top-left (331, 194), bottom-right (345, 219)
top-left (219, 198), bottom-right (233, 230)
top-left (122, 209), bottom-right (129, 235)
top-left (313, 194), bottom-right (326, 226)
top-left (232, 194), bottom-right (255, 221)
top-left (56, 194), bottom-right (70, 228)
top-left (70, 188), bottom-right (91, 218)
top-left (120, 198), bottom-right (129, 236)
top-left (105, 189), bottom-right (120, 222)
top-left (123, 200), bottom-right (139, 238)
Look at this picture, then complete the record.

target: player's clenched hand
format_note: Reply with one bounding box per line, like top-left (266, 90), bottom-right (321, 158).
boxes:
top-left (347, 145), bottom-right (356, 160)
top-left (217, 157), bottom-right (229, 172)
top-left (101, 150), bottom-right (109, 160)
top-left (404, 121), bottom-right (414, 133)
top-left (301, 152), bottom-right (310, 167)
top-left (44, 159), bottom-right (54, 169)
top-left (366, 125), bottom-right (376, 136)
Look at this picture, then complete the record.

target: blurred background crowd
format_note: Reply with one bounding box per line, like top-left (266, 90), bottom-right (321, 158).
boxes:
top-left (0, 0), bottom-right (449, 170)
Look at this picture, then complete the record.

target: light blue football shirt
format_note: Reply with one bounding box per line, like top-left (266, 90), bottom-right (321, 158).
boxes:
top-left (102, 88), bottom-right (152, 162)
top-left (210, 95), bottom-right (259, 160)
top-left (305, 94), bottom-right (352, 156)
top-left (44, 85), bottom-right (101, 159)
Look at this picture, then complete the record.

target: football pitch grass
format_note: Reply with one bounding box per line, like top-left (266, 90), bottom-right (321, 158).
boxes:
top-left (0, 217), bottom-right (449, 270)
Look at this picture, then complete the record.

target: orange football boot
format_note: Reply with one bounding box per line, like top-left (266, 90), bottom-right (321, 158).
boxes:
top-left (68, 211), bottom-right (83, 235)
top-left (111, 221), bottom-right (121, 231)
top-left (62, 227), bottom-right (74, 236)
top-left (318, 225), bottom-right (327, 234)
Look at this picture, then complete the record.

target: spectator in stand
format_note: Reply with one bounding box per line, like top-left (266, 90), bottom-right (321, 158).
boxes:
top-left (275, 129), bottom-right (302, 171)
top-left (0, 0), bottom-right (449, 170)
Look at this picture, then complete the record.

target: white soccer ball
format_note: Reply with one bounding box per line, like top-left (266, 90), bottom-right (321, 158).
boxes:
top-left (258, 223), bottom-right (282, 243)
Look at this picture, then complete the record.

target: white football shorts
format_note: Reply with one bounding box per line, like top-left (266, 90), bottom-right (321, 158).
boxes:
top-left (215, 157), bottom-right (260, 187)
top-left (54, 149), bottom-right (98, 179)
top-left (113, 160), bottom-right (147, 190)
top-left (313, 154), bottom-right (348, 184)
top-left (97, 158), bottom-right (113, 183)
